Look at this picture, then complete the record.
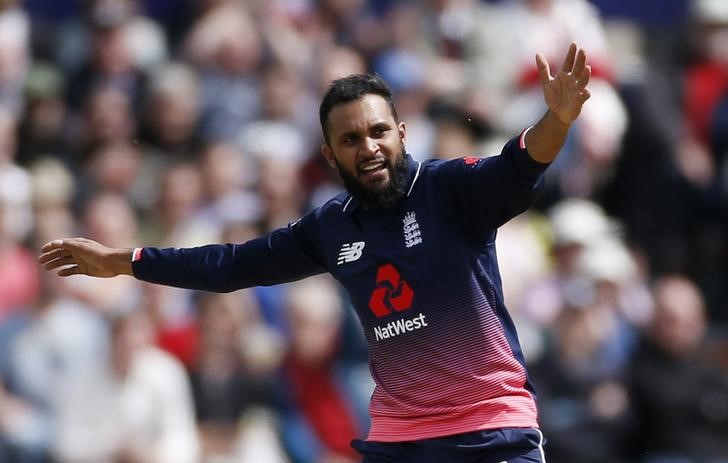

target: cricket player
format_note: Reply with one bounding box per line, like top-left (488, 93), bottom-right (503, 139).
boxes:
top-left (40, 43), bottom-right (592, 462)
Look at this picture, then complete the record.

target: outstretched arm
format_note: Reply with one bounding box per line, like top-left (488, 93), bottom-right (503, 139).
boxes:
top-left (524, 43), bottom-right (592, 163)
top-left (39, 238), bottom-right (133, 277)
top-left (39, 221), bottom-right (327, 293)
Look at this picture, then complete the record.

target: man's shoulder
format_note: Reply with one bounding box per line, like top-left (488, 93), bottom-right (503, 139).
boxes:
top-left (318, 191), bottom-right (351, 214)
top-left (418, 156), bottom-right (490, 170)
top-left (416, 156), bottom-right (487, 180)
top-left (298, 191), bottom-right (350, 224)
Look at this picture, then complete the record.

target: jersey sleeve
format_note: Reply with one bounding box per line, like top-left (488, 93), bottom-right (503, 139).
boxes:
top-left (131, 212), bottom-right (327, 292)
top-left (434, 132), bottom-right (549, 238)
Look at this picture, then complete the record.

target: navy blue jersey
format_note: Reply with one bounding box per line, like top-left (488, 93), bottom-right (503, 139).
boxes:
top-left (133, 132), bottom-right (549, 441)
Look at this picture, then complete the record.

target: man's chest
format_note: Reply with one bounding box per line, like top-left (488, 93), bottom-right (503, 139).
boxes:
top-left (323, 200), bottom-right (478, 321)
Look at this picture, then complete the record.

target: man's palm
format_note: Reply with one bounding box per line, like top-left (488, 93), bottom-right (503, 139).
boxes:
top-left (537, 43), bottom-right (592, 125)
top-left (39, 237), bottom-right (128, 278)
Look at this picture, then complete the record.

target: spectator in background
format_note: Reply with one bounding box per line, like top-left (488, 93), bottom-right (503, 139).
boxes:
top-left (131, 62), bottom-right (206, 218)
top-left (183, 1), bottom-right (263, 142)
top-left (314, 45), bottom-right (367, 97)
top-left (671, 0), bottom-right (728, 322)
top-left (70, 86), bottom-right (136, 165)
top-left (54, 308), bottom-right (199, 463)
top-left (529, 237), bottom-right (640, 463)
top-left (145, 161), bottom-right (217, 247)
top-left (51, 0), bottom-right (167, 77)
top-left (253, 62), bottom-right (320, 153)
top-left (493, 208), bottom-right (552, 363)
top-left (81, 142), bottom-right (145, 210)
top-left (628, 275), bottom-right (728, 462)
top-left (139, 62), bottom-right (203, 160)
top-left (372, 48), bottom-right (434, 162)
top-left (17, 63), bottom-right (70, 167)
top-left (103, 0), bottom-right (168, 72)
top-left (65, 3), bottom-right (148, 115)
top-left (139, 281), bottom-right (197, 370)
top-left (3, 123), bottom-right (109, 462)
top-left (279, 275), bottom-right (370, 463)
top-left (312, 0), bottom-right (379, 51)
top-left (195, 142), bottom-right (262, 237)
top-left (680, 0), bottom-right (728, 190)
top-left (257, 154), bottom-right (306, 232)
top-left (521, 199), bottom-right (620, 327)
top-left (0, 199), bottom-right (39, 323)
top-left (0, 0), bottom-right (30, 117)
top-left (138, 0), bottom-right (196, 52)
top-left (237, 61), bottom-right (318, 209)
top-left (0, 270), bottom-right (107, 463)
top-left (0, 108), bottom-right (33, 243)
top-left (189, 291), bottom-right (286, 463)
top-left (27, 157), bottom-right (76, 253)
top-left (530, 199), bottom-right (652, 327)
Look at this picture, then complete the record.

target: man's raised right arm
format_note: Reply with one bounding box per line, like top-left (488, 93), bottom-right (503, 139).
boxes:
top-left (39, 225), bottom-right (327, 293)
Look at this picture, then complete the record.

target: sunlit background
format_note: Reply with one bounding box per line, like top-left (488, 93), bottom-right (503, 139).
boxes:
top-left (0, 0), bottom-right (727, 462)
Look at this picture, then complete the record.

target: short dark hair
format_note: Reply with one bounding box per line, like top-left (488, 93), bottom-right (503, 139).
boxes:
top-left (319, 73), bottom-right (398, 144)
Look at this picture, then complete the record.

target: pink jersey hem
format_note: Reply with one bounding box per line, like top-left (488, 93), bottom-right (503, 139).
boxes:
top-left (366, 395), bottom-right (538, 442)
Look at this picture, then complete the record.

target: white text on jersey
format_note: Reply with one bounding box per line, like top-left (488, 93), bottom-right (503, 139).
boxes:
top-left (337, 241), bottom-right (365, 265)
top-left (374, 313), bottom-right (428, 341)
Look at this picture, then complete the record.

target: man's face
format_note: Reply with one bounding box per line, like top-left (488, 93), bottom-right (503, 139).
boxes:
top-left (322, 94), bottom-right (408, 209)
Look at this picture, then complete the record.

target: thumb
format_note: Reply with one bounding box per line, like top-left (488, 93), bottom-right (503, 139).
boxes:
top-left (535, 53), bottom-right (551, 86)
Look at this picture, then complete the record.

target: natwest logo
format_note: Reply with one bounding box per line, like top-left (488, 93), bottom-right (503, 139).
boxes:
top-left (368, 264), bottom-right (414, 317)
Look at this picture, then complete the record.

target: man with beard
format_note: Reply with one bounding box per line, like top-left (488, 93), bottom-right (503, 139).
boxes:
top-left (40, 43), bottom-right (592, 462)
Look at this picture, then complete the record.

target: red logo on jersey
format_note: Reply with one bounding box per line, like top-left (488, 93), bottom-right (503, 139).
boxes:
top-left (462, 156), bottom-right (482, 166)
top-left (368, 264), bottom-right (414, 317)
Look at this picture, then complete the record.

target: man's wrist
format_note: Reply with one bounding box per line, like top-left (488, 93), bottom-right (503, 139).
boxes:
top-left (546, 109), bottom-right (573, 128)
top-left (112, 248), bottom-right (135, 276)
top-left (524, 111), bottom-right (572, 163)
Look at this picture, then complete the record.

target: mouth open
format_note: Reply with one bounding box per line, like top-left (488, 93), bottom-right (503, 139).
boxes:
top-left (359, 160), bottom-right (388, 181)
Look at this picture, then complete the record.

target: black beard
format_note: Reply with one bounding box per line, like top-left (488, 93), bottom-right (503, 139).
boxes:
top-left (335, 146), bottom-right (409, 211)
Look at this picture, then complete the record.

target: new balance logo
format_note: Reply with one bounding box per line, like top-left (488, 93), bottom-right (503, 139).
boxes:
top-left (337, 241), bottom-right (365, 265)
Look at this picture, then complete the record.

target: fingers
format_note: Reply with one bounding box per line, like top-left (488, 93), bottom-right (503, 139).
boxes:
top-left (38, 237), bottom-right (108, 278)
top-left (57, 266), bottom-right (80, 277)
top-left (39, 247), bottom-right (65, 264)
top-left (535, 52), bottom-right (551, 86)
top-left (540, 43), bottom-right (589, 83)
top-left (560, 42), bottom-right (577, 73)
top-left (40, 238), bottom-right (65, 254)
top-left (43, 255), bottom-right (77, 271)
top-left (577, 64), bottom-right (592, 88)
top-left (580, 87), bottom-right (592, 103)
top-left (573, 48), bottom-right (588, 79)
top-left (40, 248), bottom-right (83, 278)
top-left (39, 238), bottom-right (82, 277)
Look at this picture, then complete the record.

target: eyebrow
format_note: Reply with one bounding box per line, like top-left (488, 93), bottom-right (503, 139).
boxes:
top-left (338, 131), bottom-right (360, 141)
top-left (336, 120), bottom-right (392, 141)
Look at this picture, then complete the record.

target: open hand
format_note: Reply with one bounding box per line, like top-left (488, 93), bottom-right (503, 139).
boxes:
top-left (38, 237), bottom-right (133, 278)
top-left (537, 43), bottom-right (592, 125)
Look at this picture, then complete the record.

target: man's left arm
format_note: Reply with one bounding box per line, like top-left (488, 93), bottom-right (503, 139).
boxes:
top-left (435, 44), bottom-right (591, 237)
top-left (524, 43), bottom-right (592, 163)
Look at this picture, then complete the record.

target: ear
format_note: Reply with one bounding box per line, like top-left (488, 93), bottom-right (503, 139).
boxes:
top-left (398, 121), bottom-right (407, 144)
top-left (321, 143), bottom-right (337, 169)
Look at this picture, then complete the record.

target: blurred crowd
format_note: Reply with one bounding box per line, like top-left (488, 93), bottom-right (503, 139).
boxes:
top-left (0, 0), bottom-right (726, 462)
